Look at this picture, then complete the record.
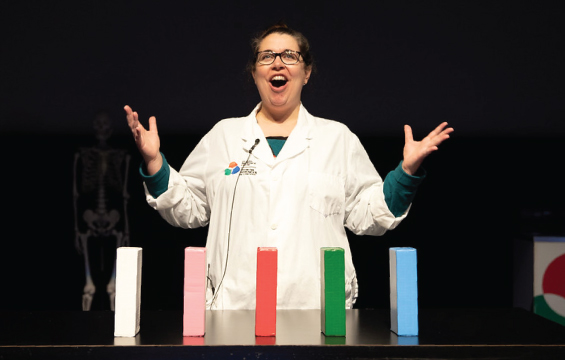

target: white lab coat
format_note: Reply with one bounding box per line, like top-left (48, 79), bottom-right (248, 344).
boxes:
top-left (145, 104), bottom-right (408, 310)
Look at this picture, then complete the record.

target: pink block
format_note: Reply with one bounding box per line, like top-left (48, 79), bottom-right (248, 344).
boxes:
top-left (183, 247), bottom-right (207, 337)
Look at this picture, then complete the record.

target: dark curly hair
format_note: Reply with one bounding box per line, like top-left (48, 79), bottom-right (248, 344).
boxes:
top-left (246, 22), bottom-right (315, 75)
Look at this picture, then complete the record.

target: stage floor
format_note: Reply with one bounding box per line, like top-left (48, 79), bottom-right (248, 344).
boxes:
top-left (1, 308), bottom-right (564, 359)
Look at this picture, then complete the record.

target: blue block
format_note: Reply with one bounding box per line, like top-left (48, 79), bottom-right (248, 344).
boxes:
top-left (389, 247), bottom-right (418, 336)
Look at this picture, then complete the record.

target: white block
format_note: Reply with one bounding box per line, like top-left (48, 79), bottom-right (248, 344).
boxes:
top-left (114, 247), bottom-right (143, 337)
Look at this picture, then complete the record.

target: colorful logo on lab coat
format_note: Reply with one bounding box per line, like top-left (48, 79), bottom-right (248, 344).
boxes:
top-left (225, 162), bottom-right (240, 175)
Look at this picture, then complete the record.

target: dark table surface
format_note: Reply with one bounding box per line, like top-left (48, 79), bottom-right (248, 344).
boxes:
top-left (1, 308), bottom-right (564, 359)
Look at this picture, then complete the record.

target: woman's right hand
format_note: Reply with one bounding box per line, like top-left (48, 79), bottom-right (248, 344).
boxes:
top-left (124, 105), bottom-right (163, 175)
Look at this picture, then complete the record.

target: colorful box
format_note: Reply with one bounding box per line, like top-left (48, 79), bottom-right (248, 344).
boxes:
top-left (389, 247), bottom-right (418, 336)
top-left (114, 247), bottom-right (143, 337)
top-left (183, 247), bottom-right (207, 336)
top-left (534, 236), bottom-right (565, 326)
top-left (320, 247), bottom-right (346, 336)
top-left (255, 247), bottom-right (277, 336)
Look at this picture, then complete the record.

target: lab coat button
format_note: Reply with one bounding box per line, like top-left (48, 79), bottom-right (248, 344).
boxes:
top-left (271, 223), bottom-right (278, 230)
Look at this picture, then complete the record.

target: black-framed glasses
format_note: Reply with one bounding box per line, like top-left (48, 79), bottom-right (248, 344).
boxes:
top-left (256, 50), bottom-right (302, 65)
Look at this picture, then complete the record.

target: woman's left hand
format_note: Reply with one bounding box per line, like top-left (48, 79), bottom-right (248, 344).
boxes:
top-left (402, 122), bottom-right (454, 175)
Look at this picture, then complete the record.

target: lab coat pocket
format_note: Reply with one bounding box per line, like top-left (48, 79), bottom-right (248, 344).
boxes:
top-left (308, 172), bottom-right (345, 217)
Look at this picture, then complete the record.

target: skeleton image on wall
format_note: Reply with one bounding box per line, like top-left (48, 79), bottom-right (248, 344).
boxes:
top-left (73, 112), bottom-right (131, 311)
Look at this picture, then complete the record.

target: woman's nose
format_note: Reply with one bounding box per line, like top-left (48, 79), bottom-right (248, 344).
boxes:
top-left (272, 55), bottom-right (285, 68)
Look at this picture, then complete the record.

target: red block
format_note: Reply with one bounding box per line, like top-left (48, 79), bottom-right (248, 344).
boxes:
top-left (255, 336), bottom-right (276, 345)
top-left (183, 336), bottom-right (205, 345)
top-left (255, 247), bottom-right (277, 337)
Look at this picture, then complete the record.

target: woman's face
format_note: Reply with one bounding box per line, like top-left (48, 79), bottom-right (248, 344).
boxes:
top-left (252, 33), bottom-right (312, 113)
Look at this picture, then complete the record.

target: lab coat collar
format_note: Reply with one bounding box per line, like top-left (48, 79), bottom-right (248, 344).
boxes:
top-left (241, 103), bottom-right (312, 166)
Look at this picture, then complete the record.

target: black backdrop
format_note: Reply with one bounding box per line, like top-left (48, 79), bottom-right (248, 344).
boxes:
top-left (1, 1), bottom-right (564, 311)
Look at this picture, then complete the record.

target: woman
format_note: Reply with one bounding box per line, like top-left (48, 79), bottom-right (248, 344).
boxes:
top-left (125, 24), bottom-right (453, 310)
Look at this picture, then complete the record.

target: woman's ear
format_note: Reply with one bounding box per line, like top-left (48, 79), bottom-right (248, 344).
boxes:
top-left (304, 66), bottom-right (312, 85)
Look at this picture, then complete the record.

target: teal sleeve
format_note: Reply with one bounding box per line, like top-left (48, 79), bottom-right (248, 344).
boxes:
top-left (139, 153), bottom-right (170, 198)
top-left (383, 161), bottom-right (426, 217)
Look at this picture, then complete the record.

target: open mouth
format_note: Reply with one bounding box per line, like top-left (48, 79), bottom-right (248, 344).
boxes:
top-left (270, 75), bottom-right (288, 88)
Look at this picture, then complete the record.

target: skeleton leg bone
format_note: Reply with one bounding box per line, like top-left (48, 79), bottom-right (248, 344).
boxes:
top-left (81, 232), bottom-right (96, 311)
top-left (107, 269), bottom-right (116, 311)
top-left (106, 230), bottom-right (123, 311)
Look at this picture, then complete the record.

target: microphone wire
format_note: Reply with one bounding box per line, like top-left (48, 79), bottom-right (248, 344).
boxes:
top-left (210, 139), bottom-right (260, 309)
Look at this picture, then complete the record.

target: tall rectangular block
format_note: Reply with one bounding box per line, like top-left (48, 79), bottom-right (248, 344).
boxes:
top-left (320, 247), bottom-right (346, 336)
top-left (183, 247), bottom-right (207, 337)
top-left (114, 247), bottom-right (143, 337)
top-left (389, 247), bottom-right (418, 336)
top-left (255, 247), bottom-right (277, 337)
top-left (533, 236), bottom-right (565, 326)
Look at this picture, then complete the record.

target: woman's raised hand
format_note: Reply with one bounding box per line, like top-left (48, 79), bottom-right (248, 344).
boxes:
top-left (402, 122), bottom-right (454, 175)
top-left (124, 105), bottom-right (163, 175)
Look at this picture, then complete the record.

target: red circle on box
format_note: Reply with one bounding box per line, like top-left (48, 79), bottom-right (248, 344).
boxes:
top-left (543, 254), bottom-right (565, 298)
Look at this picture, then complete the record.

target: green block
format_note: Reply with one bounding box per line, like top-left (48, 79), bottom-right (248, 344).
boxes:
top-left (320, 247), bottom-right (346, 336)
